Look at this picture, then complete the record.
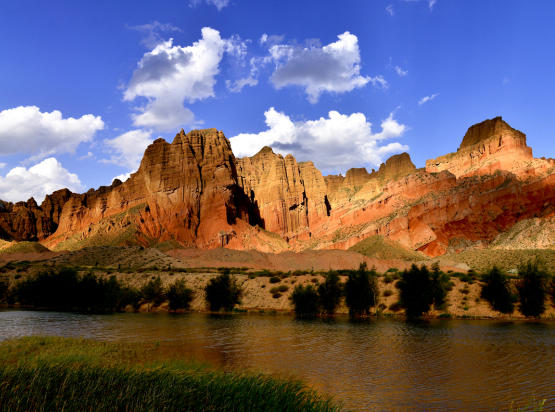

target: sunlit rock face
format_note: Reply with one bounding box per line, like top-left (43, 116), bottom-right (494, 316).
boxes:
top-left (3, 118), bottom-right (555, 259)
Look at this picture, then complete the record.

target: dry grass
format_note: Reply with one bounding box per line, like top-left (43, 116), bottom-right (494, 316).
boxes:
top-left (445, 249), bottom-right (555, 272)
top-left (349, 234), bottom-right (428, 262)
top-left (0, 241), bottom-right (51, 254)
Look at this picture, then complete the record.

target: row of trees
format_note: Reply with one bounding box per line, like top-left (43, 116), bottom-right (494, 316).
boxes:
top-left (290, 263), bottom-right (380, 316)
top-left (0, 268), bottom-right (195, 312)
top-left (289, 260), bottom-right (555, 318)
top-left (481, 259), bottom-right (554, 318)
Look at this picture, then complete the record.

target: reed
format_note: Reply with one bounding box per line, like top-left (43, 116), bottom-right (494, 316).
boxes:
top-left (0, 337), bottom-right (344, 412)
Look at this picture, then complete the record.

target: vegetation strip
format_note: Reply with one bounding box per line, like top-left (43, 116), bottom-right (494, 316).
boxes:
top-left (0, 337), bottom-right (345, 412)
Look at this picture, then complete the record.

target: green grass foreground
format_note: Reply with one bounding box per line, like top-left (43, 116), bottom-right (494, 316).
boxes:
top-left (0, 337), bottom-right (345, 412)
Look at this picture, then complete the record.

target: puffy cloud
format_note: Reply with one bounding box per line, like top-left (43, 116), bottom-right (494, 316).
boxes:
top-left (124, 27), bottom-right (229, 131)
top-left (386, 5), bottom-right (394, 15)
top-left (101, 130), bottom-right (153, 170)
top-left (226, 77), bottom-right (258, 93)
top-left (78, 151), bottom-right (95, 161)
top-left (395, 66), bottom-right (408, 76)
top-left (0, 158), bottom-right (84, 203)
top-left (418, 93), bottom-right (439, 105)
top-left (230, 108), bottom-right (408, 173)
top-left (0, 106), bottom-right (104, 160)
top-left (0, 163), bottom-right (6, 169)
top-left (189, 0), bottom-right (230, 10)
top-left (112, 171), bottom-right (135, 183)
top-left (126, 21), bottom-right (183, 49)
top-left (267, 32), bottom-right (382, 103)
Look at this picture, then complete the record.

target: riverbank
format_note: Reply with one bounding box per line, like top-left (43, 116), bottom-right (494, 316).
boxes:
top-left (2, 260), bottom-right (555, 320)
top-left (0, 336), bottom-right (345, 412)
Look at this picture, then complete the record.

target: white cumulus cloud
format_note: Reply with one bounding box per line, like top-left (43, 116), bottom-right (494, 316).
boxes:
top-left (101, 130), bottom-right (153, 170)
top-left (0, 158), bottom-right (84, 203)
top-left (78, 151), bottom-right (95, 161)
top-left (418, 93), bottom-right (439, 105)
top-left (0, 106), bottom-right (104, 161)
top-left (124, 27), bottom-right (230, 131)
top-left (226, 77), bottom-right (258, 93)
top-left (230, 108), bottom-right (409, 173)
top-left (395, 66), bottom-right (408, 76)
top-left (267, 32), bottom-right (382, 103)
top-left (112, 171), bottom-right (135, 183)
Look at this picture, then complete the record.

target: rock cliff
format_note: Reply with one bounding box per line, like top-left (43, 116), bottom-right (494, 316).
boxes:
top-left (2, 117), bottom-right (555, 259)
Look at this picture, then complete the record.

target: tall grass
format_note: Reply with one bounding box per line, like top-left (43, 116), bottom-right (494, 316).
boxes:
top-left (0, 337), bottom-right (345, 412)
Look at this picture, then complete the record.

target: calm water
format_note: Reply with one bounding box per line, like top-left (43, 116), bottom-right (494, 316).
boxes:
top-left (1, 309), bottom-right (554, 411)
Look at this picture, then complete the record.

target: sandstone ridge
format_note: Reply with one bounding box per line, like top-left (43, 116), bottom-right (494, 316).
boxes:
top-left (1, 117), bottom-right (554, 259)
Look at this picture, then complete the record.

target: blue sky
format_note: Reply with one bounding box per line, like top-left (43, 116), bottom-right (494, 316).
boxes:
top-left (1, 0), bottom-right (554, 203)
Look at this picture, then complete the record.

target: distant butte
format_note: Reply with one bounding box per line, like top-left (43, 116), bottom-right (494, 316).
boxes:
top-left (1, 117), bottom-right (555, 258)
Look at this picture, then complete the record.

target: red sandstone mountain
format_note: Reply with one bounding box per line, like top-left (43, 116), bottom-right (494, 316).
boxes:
top-left (1, 117), bottom-right (554, 257)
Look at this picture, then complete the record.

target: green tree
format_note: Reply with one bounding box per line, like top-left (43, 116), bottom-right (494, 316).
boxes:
top-left (480, 266), bottom-right (517, 314)
top-left (141, 275), bottom-right (166, 307)
top-left (204, 271), bottom-right (242, 312)
top-left (398, 264), bottom-right (433, 317)
top-left (290, 284), bottom-right (320, 316)
top-left (516, 259), bottom-right (550, 318)
top-left (166, 278), bottom-right (194, 311)
top-left (430, 262), bottom-right (449, 310)
top-left (345, 262), bottom-right (378, 316)
top-left (0, 276), bottom-right (8, 303)
top-left (317, 271), bottom-right (342, 314)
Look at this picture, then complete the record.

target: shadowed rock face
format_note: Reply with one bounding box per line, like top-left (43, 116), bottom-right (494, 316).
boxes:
top-left (2, 118), bottom-right (555, 258)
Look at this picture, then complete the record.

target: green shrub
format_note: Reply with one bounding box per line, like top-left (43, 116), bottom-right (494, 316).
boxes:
top-left (459, 286), bottom-right (470, 295)
top-left (398, 264), bottom-right (439, 317)
top-left (166, 279), bottom-right (194, 311)
top-left (386, 268), bottom-right (399, 273)
top-left (382, 289), bottom-right (393, 297)
top-left (0, 276), bottom-right (8, 302)
top-left (204, 272), bottom-right (242, 312)
top-left (14, 274), bottom-right (22, 280)
top-left (310, 278), bottom-right (319, 283)
top-left (141, 275), bottom-right (165, 306)
top-left (345, 263), bottom-right (378, 316)
top-left (289, 284), bottom-right (319, 316)
top-left (248, 274), bottom-right (257, 279)
top-left (391, 273), bottom-right (400, 280)
top-left (272, 292), bottom-right (282, 299)
top-left (480, 266), bottom-right (517, 314)
top-left (277, 285), bottom-right (289, 292)
top-left (383, 275), bottom-right (394, 284)
top-left (516, 259), bottom-right (550, 318)
top-left (269, 276), bottom-right (281, 284)
top-left (317, 271), bottom-right (342, 315)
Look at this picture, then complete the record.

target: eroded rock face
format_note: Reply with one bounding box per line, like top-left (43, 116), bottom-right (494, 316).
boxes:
top-left (326, 152), bottom-right (417, 207)
top-left (426, 117), bottom-right (534, 178)
top-left (3, 118), bottom-right (555, 260)
top-left (47, 128), bottom-right (252, 250)
top-left (0, 189), bottom-right (72, 241)
top-left (236, 146), bottom-right (329, 239)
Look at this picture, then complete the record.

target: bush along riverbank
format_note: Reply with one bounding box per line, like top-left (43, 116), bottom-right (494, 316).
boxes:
top-left (2, 260), bottom-right (555, 319)
top-left (0, 336), bottom-right (346, 412)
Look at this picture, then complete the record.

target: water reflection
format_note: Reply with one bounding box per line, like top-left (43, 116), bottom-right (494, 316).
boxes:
top-left (1, 309), bottom-right (554, 412)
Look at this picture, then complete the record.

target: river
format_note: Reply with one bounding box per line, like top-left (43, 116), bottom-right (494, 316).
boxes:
top-left (1, 309), bottom-right (554, 411)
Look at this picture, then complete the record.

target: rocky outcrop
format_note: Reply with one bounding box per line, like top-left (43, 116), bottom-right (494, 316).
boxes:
top-left (3, 117), bottom-right (555, 260)
top-left (426, 116), bottom-right (535, 178)
top-left (236, 147), bottom-right (329, 240)
top-left (326, 152), bottom-right (417, 207)
top-left (0, 189), bottom-right (72, 241)
top-left (45, 128), bottom-right (253, 250)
